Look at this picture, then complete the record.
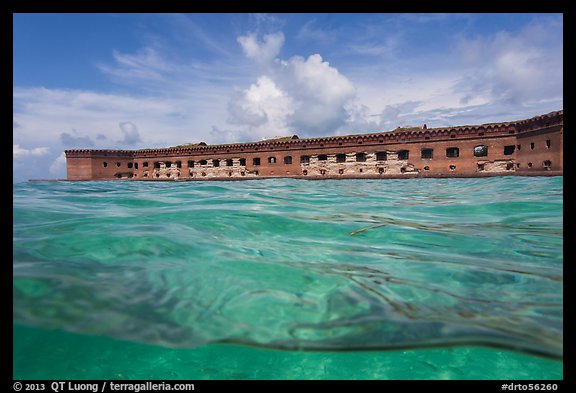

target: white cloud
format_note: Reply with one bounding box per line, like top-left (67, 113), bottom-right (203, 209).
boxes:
top-left (230, 34), bottom-right (357, 137)
top-left (237, 32), bottom-right (285, 64)
top-left (118, 121), bottom-right (142, 145)
top-left (228, 76), bottom-right (294, 139)
top-left (454, 16), bottom-right (562, 106)
top-left (13, 87), bottom-right (226, 150)
top-left (13, 144), bottom-right (49, 157)
top-left (49, 152), bottom-right (67, 177)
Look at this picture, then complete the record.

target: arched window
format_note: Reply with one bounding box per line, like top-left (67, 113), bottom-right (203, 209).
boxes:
top-left (473, 145), bottom-right (488, 157)
top-left (446, 147), bottom-right (459, 158)
top-left (268, 156), bottom-right (276, 164)
top-left (398, 150), bottom-right (409, 160)
top-left (284, 156), bottom-right (292, 164)
top-left (503, 146), bottom-right (515, 155)
top-left (421, 148), bottom-right (433, 159)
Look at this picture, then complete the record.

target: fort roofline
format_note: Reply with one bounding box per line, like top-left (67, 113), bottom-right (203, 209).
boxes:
top-left (64, 110), bottom-right (563, 180)
top-left (65, 110), bottom-right (563, 158)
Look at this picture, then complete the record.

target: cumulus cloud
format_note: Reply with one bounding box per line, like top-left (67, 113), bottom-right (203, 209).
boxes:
top-left (230, 33), bottom-right (356, 137)
top-left (13, 144), bottom-right (49, 157)
top-left (118, 122), bottom-right (142, 145)
top-left (49, 152), bottom-right (67, 177)
top-left (237, 32), bottom-right (285, 64)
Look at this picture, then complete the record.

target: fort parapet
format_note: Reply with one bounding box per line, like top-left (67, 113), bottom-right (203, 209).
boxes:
top-left (65, 110), bottom-right (563, 181)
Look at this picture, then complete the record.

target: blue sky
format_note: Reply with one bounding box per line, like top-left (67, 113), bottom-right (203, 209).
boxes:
top-left (13, 13), bottom-right (563, 181)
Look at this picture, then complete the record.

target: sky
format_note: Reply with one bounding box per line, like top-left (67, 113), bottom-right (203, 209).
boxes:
top-left (13, 13), bottom-right (563, 181)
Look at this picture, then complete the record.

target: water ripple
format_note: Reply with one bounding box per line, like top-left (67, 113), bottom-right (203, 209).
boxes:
top-left (13, 177), bottom-right (563, 358)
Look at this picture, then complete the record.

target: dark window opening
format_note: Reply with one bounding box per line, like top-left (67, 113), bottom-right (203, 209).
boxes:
top-left (303, 170), bottom-right (308, 175)
top-left (378, 167), bottom-right (384, 174)
top-left (425, 136), bottom-right (430, 140)
top-left (177, 161), bottom-right (182, 168)
top-left (239, 158), bottom-right (246, 166)
top-left (156, 173), bottom-right (160, 178)
top-left (103, 162), bottom-right (108, 168)
top-left (188, 160), bottom-right (194, 168)
top-left (423, 166), bottom-right (430, 170)
top-left (504, 145), bottom-right (515, 155)
top-left (165, 161), bottom-right (172, 168)
top-left (450, 134), bottom-right (456, 138)
top-left (336, 154), bottom-right (346, 163)
top-left (226, 159), bottom-right (233, 166)
top-left (506, 163), bottom-right (514, 170)
top-left (254, 171), bottom-right (259, 176)
top-left (143, 162), bottom-right (148, 167)
top-left (398, 150), bottom-right (409, 160)
top-left (228, 171), bottom-right (233, 176)
top-left (359, 168), bottom-right (363, 173)
top-left (135, 163), bottom-right (139, 169)
top-left (339, 169), bottom-right (344, 174)
top-left (201, 172), bottom-right (206, 176)
top-left (154, 162), bottom-right (160, 168)
top-left (166, 173), bottom-right (171, 178)
top-left (543, 160), bottom-right (552, 169)
top-left (127, 162), bottom-right (133, 169)
top-left (199, 160), bottom-right (207, 166)
top-left (284, 156), bottom-right (292, 164)
top-left (446, 147), bottom-right (459, 158)
top-left (116, 162), bottom-right (121, 167)
top-left (356, 153), bottom-right (367, 162)
top-left (320, 169), bottom-right (326, 175)
top-left (546, 140), bottom-right (551, 149)
top-left (517, 144), bottom-right (521, 150)
top-left (376, 152), bottom-right (387, 161)
top-left (477, 163), bottom-right (485, 171)
top-left (474, 145), bottom-right (488, 157)
top-left (449, 165), bottom-right (456, 171)
top-left (268, 156), bottom-right (276, 164)
top-left (241, 171), bottom-right (246, 176)
top-left (421, 148), bottom-right (434, 159)
top-left (213, 159), bottom-right (220, 167)
top-left (143, 173), bottom-right (148, 177)
top-left (530, 142), bottom-right (535, 150)
top-left (318, 154), bottom-right (328, 161)
top-left (253, 158), bottom-right (261, 166)
top-left (528, 162), bottom-right (533, 168)
top-left (300, 155), bottom-right (310, 164)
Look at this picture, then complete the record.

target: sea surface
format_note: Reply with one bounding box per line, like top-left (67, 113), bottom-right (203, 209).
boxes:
top-left (13, 177), bottom-right (563, 380)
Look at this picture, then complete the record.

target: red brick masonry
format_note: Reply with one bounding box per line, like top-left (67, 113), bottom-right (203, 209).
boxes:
top-left (65, 110), bottom-right (563, 181)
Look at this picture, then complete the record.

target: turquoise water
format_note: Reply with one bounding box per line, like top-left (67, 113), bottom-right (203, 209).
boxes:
top-left (13, 177), bottom-right (563, 379)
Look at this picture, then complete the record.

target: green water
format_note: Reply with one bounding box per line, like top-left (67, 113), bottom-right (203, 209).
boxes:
top-left (13, 177), bottom-right (563, 379)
